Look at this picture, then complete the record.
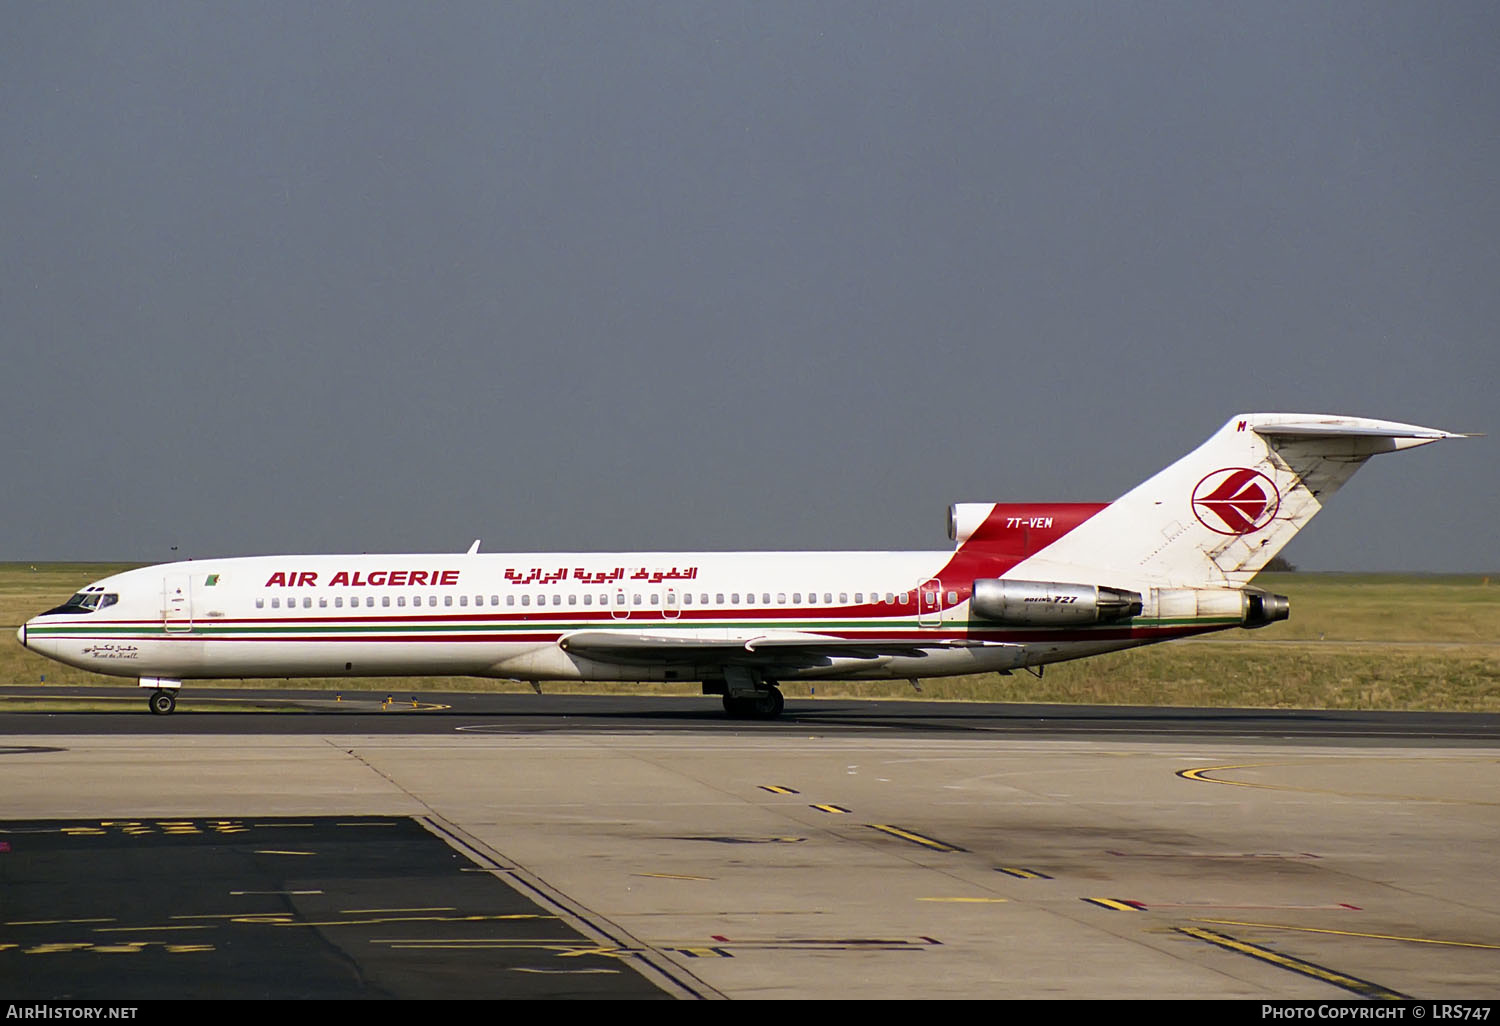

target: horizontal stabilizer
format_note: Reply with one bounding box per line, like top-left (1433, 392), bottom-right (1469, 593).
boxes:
top-left (1011, 412), bottom-right (1473, 587)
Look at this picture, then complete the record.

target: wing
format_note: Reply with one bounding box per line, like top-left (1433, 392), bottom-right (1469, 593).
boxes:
top-left (556, 628), bottom-right (1015, 669)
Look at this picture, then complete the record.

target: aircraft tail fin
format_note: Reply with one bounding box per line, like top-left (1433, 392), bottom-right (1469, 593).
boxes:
top-left (1016, 413), bottom-right (1472, 588)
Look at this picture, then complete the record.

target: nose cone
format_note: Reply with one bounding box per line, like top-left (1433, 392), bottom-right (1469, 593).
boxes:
top-left (16, 623), bottom-right (25, 648)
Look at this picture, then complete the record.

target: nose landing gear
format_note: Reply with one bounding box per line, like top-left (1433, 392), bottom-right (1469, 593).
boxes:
top-left (141, 678), bottom-right (182, 715)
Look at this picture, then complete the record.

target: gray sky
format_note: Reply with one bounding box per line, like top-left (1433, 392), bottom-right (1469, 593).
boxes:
top-left (4, 2), bottom-right (1495, 570)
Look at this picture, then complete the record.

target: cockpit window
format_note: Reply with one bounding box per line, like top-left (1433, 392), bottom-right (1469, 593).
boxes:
top-left (41, 590), bottom-right (118, 616)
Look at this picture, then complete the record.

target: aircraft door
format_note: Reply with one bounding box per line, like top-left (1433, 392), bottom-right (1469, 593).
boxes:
top-left (917, 578), bottom-right (942, 627)
top-left (163, 574), bottom-right (194, 633)
top-left (661, 588), bottom-right (681, 620)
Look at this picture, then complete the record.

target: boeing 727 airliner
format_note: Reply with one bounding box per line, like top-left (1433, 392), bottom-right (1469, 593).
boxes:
top-left (18, 413), bottom-right (1471, 717)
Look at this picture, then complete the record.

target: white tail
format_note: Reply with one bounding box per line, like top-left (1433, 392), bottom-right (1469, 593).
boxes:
top-left (1015, 413), bottom-right (1470, 589)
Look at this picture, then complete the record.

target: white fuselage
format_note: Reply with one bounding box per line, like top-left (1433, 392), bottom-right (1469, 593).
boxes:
top-left (19, 549), bottom-right (1207, 684)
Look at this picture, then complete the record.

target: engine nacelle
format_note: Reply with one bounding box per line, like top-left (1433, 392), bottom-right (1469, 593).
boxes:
top-left (1153, 587), bottom-right (1290, 629)
top-left (970, 579), bottom-right (1143, 626)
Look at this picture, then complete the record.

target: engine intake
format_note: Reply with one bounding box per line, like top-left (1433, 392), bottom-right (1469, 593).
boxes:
top-left (970, 579), bottom-right (1143, 626)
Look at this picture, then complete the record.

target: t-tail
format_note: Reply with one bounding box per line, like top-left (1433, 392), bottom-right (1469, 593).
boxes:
top-left (1013, 413), bottom-right (1472, 592)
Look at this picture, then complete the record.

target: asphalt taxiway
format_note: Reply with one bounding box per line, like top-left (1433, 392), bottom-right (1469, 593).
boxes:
top-left (2, 691), bottom-right (1497, 1000)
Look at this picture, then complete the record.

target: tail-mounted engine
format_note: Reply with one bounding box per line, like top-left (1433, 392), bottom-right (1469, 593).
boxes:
top-left (1153, 587), bottom-right (1290, 629)
top-left (970, 579), bottom-right (1143, 626)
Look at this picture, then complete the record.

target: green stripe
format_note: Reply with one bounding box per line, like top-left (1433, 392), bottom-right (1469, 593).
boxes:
top-left (28, 614), bottom-right (1238, 637)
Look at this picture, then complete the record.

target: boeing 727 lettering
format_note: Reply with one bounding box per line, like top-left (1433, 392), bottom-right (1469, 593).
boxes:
top-left (18, 413), bottom-right (1471, 717)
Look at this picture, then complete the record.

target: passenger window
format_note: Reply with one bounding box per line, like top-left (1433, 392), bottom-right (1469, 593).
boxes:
top-left (397, 596), bottom-right (405, 607)
top-left (730, 593), bottom-right (739, 604)
top-left (582, 594), bottom-right (592, 606)
top-left (460, 595), bottom-right (468, 607)
top-left (271, 598), bottom-right (280, 609)
top-left (839, 593), bottom-right (848, 603)
top-left (256, 598), bottom-right (264, 609)
top-left (521, 595), bottom-right (530, 607)
top-left (382, 596), bottom-right (390, 608)
top-left (428, 596), bottom-right (437, 607)
top-left (762, 593), bottom-right (770, 605)
top-left (303, 597), bottom-right (312, 609)
top-left (791, 593), bottom-right (800, 604)
top-left (947, 590), bottom-right (958, 603)
top-left (507, 595), bottom-right (516, 606)
top-left (319, 597), bottom-right (328, 608)
top-left (633, 593), bottom-right (642, 606)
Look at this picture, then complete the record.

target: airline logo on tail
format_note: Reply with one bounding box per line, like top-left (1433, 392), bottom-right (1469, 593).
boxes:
top-left (1191, 468), bottom-right (1281, 535)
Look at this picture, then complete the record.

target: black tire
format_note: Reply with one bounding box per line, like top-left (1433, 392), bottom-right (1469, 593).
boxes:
top-left (753, 686), bottom-right (785, 720)
top-left (148, 690), bottom-right (176, 715)
top-left (722, 687), bottom-right (784, 720)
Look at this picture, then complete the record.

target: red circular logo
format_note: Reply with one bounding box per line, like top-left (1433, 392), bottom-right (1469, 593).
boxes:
top-left (1191, 468), bottom-right (1280, 535)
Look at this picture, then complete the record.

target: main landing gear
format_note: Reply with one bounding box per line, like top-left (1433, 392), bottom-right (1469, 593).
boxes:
top-left (720, 681), bottom-right (785, 720)
top-left (708, 668), bottom-right (786, 720)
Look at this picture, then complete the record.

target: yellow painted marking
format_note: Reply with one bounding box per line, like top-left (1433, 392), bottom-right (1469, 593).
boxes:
top-left (340, 907), bottom-right (456, 915)
top-left (868, 824), bottom-right (965, 852)
top-left (60, 827), bottom-right (105, 835)
top-left (7, 918), bottom-right (114, 926)
top-left (1084, 898), bottom-right (1144, 911)
top-left (250, 822), bottom-right (314, 828)
top-left (633, 873), bottom-right (713, 881)
top-left (255, 850), bottom-right (316, 856)
top-left (917, 897), bottom-right (1008, 903)
top-left (371, 934), bottom-right (567, 945)
top-left (760, 785), bottom-right (799, 794)
top-left (91, 943), bottom-right (149, 954)
top-left (93, 925), bottom-right (210, 932)
top-left (1194, 918), bottom-right (1500, 951)
top-left (174, 913), bottom-right (291, 920)
top-left (810, 804), bottom-right (850, 814)
top-left (263, 914), bottom-right (550, 927)
top-left (560, 946), bottom-right (629, 959)
top-left (165, 945), bottom-right (214, 953)
top-left (997, 867), bottom-right (1052, 879)
top-left (1179, 761), bottom-right (1500, 807)
top-left (25, 943), bottom-right (93, 954)
top-left (1178, 927), bottom-right (1408, 1000)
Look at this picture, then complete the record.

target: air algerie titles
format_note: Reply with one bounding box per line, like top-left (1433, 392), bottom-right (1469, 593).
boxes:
top-left (263, 570), bottom-right (461, 588)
